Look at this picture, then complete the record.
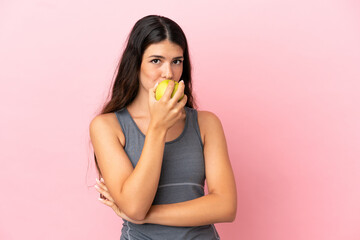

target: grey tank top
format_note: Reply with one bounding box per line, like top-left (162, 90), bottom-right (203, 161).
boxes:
top-left (115, 106), bottom-right (220, 240)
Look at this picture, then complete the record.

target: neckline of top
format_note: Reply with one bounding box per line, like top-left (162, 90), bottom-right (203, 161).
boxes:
top-left (123, 107), bottom-right (189, 145)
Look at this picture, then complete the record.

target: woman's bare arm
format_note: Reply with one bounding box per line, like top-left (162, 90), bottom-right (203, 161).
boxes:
top-left (90, 115), bottom-right (167, 221)
top-left (143, 111), bottom-right (237, 226)
top-left (90, 81), bottom-right (187, 221)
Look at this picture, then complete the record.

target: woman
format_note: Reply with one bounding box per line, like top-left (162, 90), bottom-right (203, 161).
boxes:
top-left (90, 15), bottom-right (237, 239)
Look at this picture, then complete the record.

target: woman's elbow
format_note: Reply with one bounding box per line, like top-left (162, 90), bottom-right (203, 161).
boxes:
top-left (127, 211), bottom-right (146, 222)
top-left (224, 198), bottom-right (237, 222)
top-left (228, 207), bottom-right (237, 222)
top-left (122, 204), bottom-right (148, 221)
top-left (221, 204), bottom-right (236, 222)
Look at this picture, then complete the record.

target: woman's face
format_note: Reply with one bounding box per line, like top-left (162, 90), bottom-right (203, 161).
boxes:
top-left (139, 39), bottom-right (184, 94)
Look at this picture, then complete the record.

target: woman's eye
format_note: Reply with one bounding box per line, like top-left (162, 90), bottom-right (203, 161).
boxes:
top-left (151, 59), bottom-right (160, 64)
top-left (173, 60), bottom-right (183, 64)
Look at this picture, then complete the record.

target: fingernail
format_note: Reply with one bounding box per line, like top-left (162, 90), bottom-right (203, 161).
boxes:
top-left (180, 80), bottom-right (184, 84)
top-left (100, 178), bottom-right (104, 182)
top-left (96, 178), bottom-right (99, 183)
top-left (98, 197), bottom-right (104, 201)
top-left (94, 185), bottom-right (99, 189)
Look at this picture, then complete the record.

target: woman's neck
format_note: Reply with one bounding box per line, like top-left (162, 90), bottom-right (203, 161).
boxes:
top-left (127, 90), bottom-right (150, 118)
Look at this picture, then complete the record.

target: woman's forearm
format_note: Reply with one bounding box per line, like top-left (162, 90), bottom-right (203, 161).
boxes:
top-left (120, 124), bottom-right (167, 220)
top-left (144, 193), bottom-right (237, 227)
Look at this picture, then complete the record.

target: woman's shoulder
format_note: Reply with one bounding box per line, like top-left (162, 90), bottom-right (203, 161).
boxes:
top-left (90, 112), bottom-right (118, 128)
top-left (197, 110), bottom-right (222, 124)
top-left (89, 112), bottom-right (125, 144)
top-left (196, 109), bottom-right (224, 136)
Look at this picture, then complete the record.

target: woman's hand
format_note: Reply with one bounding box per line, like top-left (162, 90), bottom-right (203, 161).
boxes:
top-left (148, 80), bottom-right (187, 131)
top-left (94, 178), bottom-right (146, 225)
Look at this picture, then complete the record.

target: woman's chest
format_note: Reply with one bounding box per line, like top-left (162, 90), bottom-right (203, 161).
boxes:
top-left (135, 117), bottom-right (187, 142)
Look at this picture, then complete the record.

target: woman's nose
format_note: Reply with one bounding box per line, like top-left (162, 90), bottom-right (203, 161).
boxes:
top-left (162, 63), bottom-right (173, 80)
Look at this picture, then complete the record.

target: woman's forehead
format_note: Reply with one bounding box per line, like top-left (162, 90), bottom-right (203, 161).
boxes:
top-left (144, 40), bottom-right (183, 57)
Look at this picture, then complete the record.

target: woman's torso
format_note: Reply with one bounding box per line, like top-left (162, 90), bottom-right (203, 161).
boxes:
top-left (112, 106), bottom-right (220, 240)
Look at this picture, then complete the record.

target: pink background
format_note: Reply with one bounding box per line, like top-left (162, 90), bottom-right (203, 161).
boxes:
top-left (1, 0), bottom-right (360, 239)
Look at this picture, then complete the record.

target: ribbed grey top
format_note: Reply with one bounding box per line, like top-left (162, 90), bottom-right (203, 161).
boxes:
top-left (115, 106), bottom-right (220, 240)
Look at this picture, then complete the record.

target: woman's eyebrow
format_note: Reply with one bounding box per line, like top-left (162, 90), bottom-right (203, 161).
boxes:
top-left (148, 55), bottom-right (184, 59)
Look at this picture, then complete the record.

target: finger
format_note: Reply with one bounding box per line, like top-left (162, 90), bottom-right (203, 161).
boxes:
top-left (96, 178), bottom-right (104, 188)
top-left (171, 80), bottom-right (185, 102)
top-left (149, 82), bottom-right (158, 102)
top-left (96, 183), bottom-right (110, 198)
top-left (102, 184), bottom-right (109, 192)
top-left (98, 197), bottom-right (115, 208)
top-left (176, 94), bottom-right (187, 109)
top-left (161, 80), bottom-right (175, 101)
top-left (96, 181), bottom-right (116, 202)
top-left (94, 184), bottom-right (114, 201)
top-left (96, 186), bottom-right (115, 202)
top-left (153, 81), bottom-right (159, 91)
top-left (170, 96), bottom-right (187, 121)
top-left (96, 178), bottom-right (108, 191)
top-left (96, 178), bottom-right (109, 193)
top-left (174, 96), bottom-right (187, 119)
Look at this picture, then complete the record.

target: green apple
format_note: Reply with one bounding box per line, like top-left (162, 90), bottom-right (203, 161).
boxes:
top-left (155, 80), bottom-right (184, 101)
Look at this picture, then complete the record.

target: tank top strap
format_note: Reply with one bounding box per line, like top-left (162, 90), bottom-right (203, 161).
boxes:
top-left (114, 108), bottom-right (132, 137)
top-left (184, 107), bottom-right (204, 150)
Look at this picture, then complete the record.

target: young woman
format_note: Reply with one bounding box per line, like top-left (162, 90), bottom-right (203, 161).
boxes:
top-left (90, 15), bottom-right (237, 239)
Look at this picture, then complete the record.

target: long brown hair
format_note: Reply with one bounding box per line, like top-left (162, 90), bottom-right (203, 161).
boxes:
top-left (93, 15), bottom-right (196, 177)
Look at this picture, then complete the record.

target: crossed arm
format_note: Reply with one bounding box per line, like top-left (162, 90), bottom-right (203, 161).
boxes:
top-left (92, 111), bottom-right (237, 227)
